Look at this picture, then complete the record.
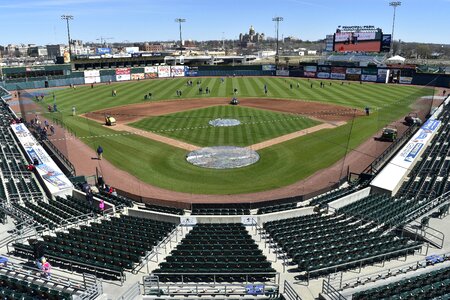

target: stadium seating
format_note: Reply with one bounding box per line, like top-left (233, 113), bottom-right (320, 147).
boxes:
top-left (308, 185), bottom-right (357, 207)
top-left (93, 190), bottom-right (133, 207)
top-left (352, 266), bottom-right (450, 300)
top-left (153, 223), bottom-right (276, 282)
top-left (263, 214), bottom-right (421, 277)
top-left (12, 215), bottom-right (176, 279)
top-left (192, 207), bottom-right (250, 215)
top-left (257, 202), bottom-right (297, 214)
top-left (0, 274), bottom-right (74, 300)
top-left (138, 202), bottom-right (185, 215)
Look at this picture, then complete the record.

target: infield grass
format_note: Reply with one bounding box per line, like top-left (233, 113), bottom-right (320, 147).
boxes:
top-left (33, 77), bottom-right (435, 194)
top-left (129, 105), bottom-right (321, 147)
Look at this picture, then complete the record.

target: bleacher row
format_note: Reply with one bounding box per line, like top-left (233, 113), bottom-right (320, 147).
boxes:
top-left (0, 102), bottom-right (43, 203)
top-left (353, 265), bottom-right (450, 300)
top-left (13, 215), bottom-right (176, 279)
top-left (398, 107), bottom-right (450, 200)
top-left (0, 274), bottom-right (73, 300)
top-left (264, 214), bottom-right (421, 278)
top-left (153, 223), bottom-right (276, 282)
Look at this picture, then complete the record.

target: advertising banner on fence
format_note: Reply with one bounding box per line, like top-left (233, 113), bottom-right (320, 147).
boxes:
top-left (262, 65), bottom-right (276, 71)
top-left (96, 48), bottom-right (111, 55)
top-left (377, 69), bottom-right (388, 83)
top-left (276, 70), bottom-right (289, 76)
top-left (158, 66), bottom-right (171, 78)
top-left (330, 73), bottom-right (346, 80)
top-left (371, 118), bottom-right (441, 192)
top-left (185, 66), bottom-right (198, 77)
top-left (346, 68), bottom-right (362, 75)
top-left (361, 74), bottom-right (378, 82)
top-left (144, 66), bottom-right (158, 78)
top-left (318, 66), bottom-right (331, 73)
top-left (84, 70), bottom-right (101, 84)
top-left (330, 67), bottom-right (346, 80)
top-left (346, 74), bottom-right (361, 81)
top-left (304, 71), bottom-right (316, 78)
top-left (171, 66), bottom-right (185, 77)
top-left (131, 73), bottom-right (145, 80)
top-left (317, 72), bottom-right (330, 79)
top-left (304, 66), bottom-right (317, 72)
top-left (362, 68), bottom-right (378, 75)
top-left (10, 123), bottom-right (73, 197)
top-left (399, 77), bottom-right (413, 84)
top-left (331, 67), bottom-right (346, 74)
top-left (115, 68), bottom-right (131, 81)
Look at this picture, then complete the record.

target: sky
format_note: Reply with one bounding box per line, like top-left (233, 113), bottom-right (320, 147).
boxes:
top-left (1, 0), bottom-right (449, 46)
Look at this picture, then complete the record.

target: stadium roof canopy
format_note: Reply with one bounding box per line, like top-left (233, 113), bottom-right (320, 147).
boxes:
top-left (385, 55), bottom-right (406, 64)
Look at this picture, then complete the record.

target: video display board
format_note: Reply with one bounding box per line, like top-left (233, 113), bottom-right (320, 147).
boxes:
top-left (333, 26), bottom-right (387, 52)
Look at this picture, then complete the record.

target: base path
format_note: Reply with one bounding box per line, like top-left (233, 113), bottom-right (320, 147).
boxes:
top-left (250, 121), bottom-right (346, 150)
top-left (111, 124), bottom-right (200, 151)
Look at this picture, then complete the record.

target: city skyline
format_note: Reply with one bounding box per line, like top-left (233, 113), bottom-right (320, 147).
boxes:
top-left (1, 0), bottom-right (449, 46)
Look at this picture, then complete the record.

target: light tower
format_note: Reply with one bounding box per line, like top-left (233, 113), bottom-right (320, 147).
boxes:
top-left (389, 1), bottom-right (401, 56)
top-left (175, 18), bottom-right (186, 55)
top-left (61, 15), bottom-right (74, 58)
top-left (272, 16), bottom-right (283, 67)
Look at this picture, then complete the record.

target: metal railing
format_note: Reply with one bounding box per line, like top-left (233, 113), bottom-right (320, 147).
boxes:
top-left (8, 243), bottom-right (125, 284)
top-left (329, 250), bottom-right (450, 291)
top-left (362, 123), bottom-right (418, 175)
top-left (322, 279), bottom-right (346, 300)
top-left (296, 243), bottom-right (424, 285)
top-left (117, 282), bottom-right (141, 300)
top-left (401, 190), bottom-right (450, 226)
top-left (0, 257), bottom-right (87, 291)
top-left (41, 138), bottom-right (76, 177)
top-left (251, 219), bottom-right (289, 272)
top-left (148, 272), bottom-right (280, 286)
top-left (143, 273), bottom-right (280, 297)
top-left (78, 273), bottom-right (103, 300)
top-left (283, 280), bottom-right (302, 300)
top-left (131, 224), bottom-right (181, 275)
top-left (402, 221), bottom-right (445, 249)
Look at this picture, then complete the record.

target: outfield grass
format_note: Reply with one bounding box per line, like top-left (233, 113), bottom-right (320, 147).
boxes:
top-left (129, 105), bottom-right (321, 147)
top-left (36, 77), bottom-right (434, 194)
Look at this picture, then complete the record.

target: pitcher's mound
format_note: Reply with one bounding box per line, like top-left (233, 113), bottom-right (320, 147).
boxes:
top-left (186, 146), bottom-right (259, 169)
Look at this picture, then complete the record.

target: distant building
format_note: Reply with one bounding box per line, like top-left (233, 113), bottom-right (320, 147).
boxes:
top-left (46, 44), bottom-right (66, 59)
top-left (142, 43), bottom-right (164, 52)
top-left (239, 25), bottom-right (265, 47)
top-left (28, 46), bottom-right (48, 57)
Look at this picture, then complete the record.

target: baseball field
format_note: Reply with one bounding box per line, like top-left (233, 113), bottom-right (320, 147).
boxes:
top-left (39, 77), bottom-right (433, 194)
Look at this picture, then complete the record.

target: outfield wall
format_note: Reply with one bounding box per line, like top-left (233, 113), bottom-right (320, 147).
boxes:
top-left (1, 63), bottom-right (449, 90)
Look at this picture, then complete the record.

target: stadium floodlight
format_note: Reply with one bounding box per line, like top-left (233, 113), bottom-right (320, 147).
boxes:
top-left (61, 15), bottom-right (74, 58)
top-left (175, 18), bottom-right (186, 55)
top-left (389, 1), bottom-right (401, 56)
top-left (272, 16), bottom-right (283, 67)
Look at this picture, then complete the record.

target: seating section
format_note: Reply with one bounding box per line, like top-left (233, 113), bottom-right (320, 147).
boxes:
top-left (352, 266), bottom-right (450, 300)
top-left (138, 202), bottom-right (185, 215)
top-left (0, 259), bottom-right (85, 300)
top-left (0, 274), bottom-right (74, 300)
top-left (257, 202), bottom-right (297, 215)
top-left (13, 215), bottom-right (176, 279)
top-left (308, 186), bottom-right (356, 207)
top-left (192, 207), bottom-right (250, 215)
top-left (96, 190), bottom-right (133, 207)
top-left (264, 214), bottom-right (421, 278)
top-left (153, 223), bottom-right (275, 282)
top-left (337, 194), bottom-right (424, 226)
top-left (397, 108), bottom-right (450, 200)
